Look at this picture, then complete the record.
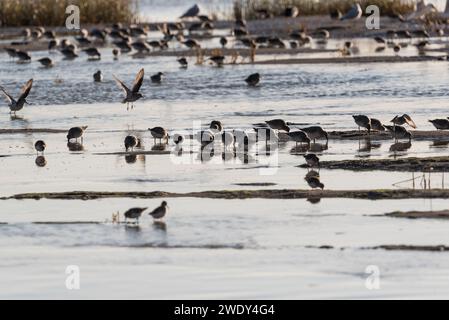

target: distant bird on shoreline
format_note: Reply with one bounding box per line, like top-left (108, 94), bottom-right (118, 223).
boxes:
top-left (385, 125), bottom-right (412, 142)
top-left (305, 176), bottom-right (324, 190)
top-left (353, 115), bottom-right (371, 134)
top-left (429, 119), bottom-right (449, 130)
top-left (288, 130), bottom-right (311, 146)
top-left (149, 127), bottom-right (168, 143)
top-left (124, 135), bottom-right (138, 151)
top-left (151, 72), bottom-right (164, 84)
top-left (391, 114), bottom-right (417, 129)
top-left (93, 70), bottom-right (103, 82)
top-left (177, 57), bottom-right (188, 68)
top-left (34, 140), bottom-right (46, 155)
top-left (301, 126), bottom-right (328, 143)
top-left (0, 79), bottom-right (33, 114)
top-left (67, 126), bottom-right (88, 144)
top-left (265, 119), bottom-right (290, 132)
top-left (180, 4), bottom-right (200, 19)
top-left (149, 201), bottom-right (168, 220)
top-left (37, 57), bottom-right (54, 67)
top-left (245, 73), bottom-right (260, 86)
top-left (124, 207), bottom-right (147, 224)
top-left (113, 68), bottom-right (144, 110)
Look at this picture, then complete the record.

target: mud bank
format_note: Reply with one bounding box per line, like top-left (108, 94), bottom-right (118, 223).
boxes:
top-left (311, 156), bottom-right (449, 172)
top-left (385, 210), bottom-right (449, 219)
top-left (4, 189), bottom-right (449, 201)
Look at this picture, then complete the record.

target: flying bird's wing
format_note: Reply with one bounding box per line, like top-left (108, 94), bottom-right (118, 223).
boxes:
top-left (18, 79), bottom-right (33, 101)
top-left (113, 74), bottom-right (131, 96)
top-left (131, 68), bottom-right (144, 93)
top-left (0, 86), bottom-right (15, 104)
top-left (403, 114), bottom-right (417, 129)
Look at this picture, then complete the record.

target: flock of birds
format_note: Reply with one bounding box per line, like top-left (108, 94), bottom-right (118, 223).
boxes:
top-left (2, 3), bottom-right (449, 222)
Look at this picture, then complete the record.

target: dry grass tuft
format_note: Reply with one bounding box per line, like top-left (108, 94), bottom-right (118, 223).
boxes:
top-left (0, 0), bottom-right (137, 27)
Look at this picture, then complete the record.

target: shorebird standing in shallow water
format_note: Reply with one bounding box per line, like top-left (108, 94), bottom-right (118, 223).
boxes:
top-left (149, 127), bottom-right (168, 144)
top-left (67, 126), bottom-right (88, 144)
top-left (301, 126), bottom-right (328, 143)
top-left (34, 140), bottom-right (46, 155)
top-left (287, 130), bottom-right (311, 147)
top-left (113, 68), bottom-right (144, 110)
top-left (429, 119), bottom-right (449, 130)
top-left (93, 70), bottom-right (103, 82)
top-left (0, 79), bottom-right (33, 115)
top-left (124, 207), bottom-right (147, 224)
top-left (37, 57), bottom-right (54, 68)
top-left (385, 125), bottom-right (412, 142)
top-left (370, 118), bottom-right (385, 131)
top-left (151, 72), bottom-right (164, 84)
top-left (124, 135), bottom-right (138, 151)
top-left (149, 201), bottom-right (168, 220)
top-left (352, 115), bottom-right (371, 135)
top-left (245, 73), bottom-right (260, 86)
top-left (266, 119), bottom-right (290, 132)
top-left (391, 114), bottom-right (417, 129)
top-left (178, 57), bottom-right (188, 68)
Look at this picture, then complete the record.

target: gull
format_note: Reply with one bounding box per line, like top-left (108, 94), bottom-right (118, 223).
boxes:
top-left (35, 140), bottom-right (46, 155)
top-left (113, 68), bottom-right (144, 110)
top-left (340, 3), bottom-right (362, 21)
top-left (149, 201), bottom-right (168, 220)
top-left (124, 207), bottom-right (147, 224)
top-left (0, 79), bottom-right (33, 114)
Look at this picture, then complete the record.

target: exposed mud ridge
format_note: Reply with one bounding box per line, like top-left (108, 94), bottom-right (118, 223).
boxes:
top-left (385, 210), bottom-right (449, 220)
top-left (0, 128), bottom-right (66, 135)
top-left (309, 156), bottom-right (449, 172)
top-left (371, 245), bottom-right (449, 252)
top-left (4, 189), bottom-right (449, 201)
top-left (250, 55), bottom-right (443, 65)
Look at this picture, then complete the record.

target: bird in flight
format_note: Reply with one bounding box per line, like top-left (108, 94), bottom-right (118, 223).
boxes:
top-left (113, 68), bottom-right (144, 110)
top-left (0, 79), bottom-right (33, 115)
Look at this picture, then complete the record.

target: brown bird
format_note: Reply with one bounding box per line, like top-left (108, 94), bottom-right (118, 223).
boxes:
top-left (67, 126), bottom-right (88, 144)
top-left (34, 140), bottom-right (46, 155)
top-left (149, 201), bottom-right (168, 220)
top-left (124, 207), bottom-right (147, 224)
top-left (245, 73), bottom-right (260, 86)
top-left (113, 68), bottom-right (144, 110)
top-left (391, 114), bottom-right (417, 129)
top-left (0, 79), bottom-right (33, 114)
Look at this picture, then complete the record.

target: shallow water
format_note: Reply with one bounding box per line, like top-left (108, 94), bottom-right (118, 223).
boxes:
top-left (2, 24), bottom-right (449, 298)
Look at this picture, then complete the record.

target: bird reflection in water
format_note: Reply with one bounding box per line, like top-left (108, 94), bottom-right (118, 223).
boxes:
top-left (431, 140), bottom-right (449, 149)
top-left (290, 144), bottom-right (310, 154)
top-left (307, 197), bottom-right (321, 204)
top-left (153, 221), bottom-right (167, 232)
top-left (357, 138), bottom-right (381, 157)
top-left (67, 141), bottom-right (84, 152)
top-left (309, 142), bottom-right (328, 153)
top-left (390, 141), bottom-right (412, 153)
top-left (152, 143), bottom-right (167, 151)
top-left (125, 154), bottom-right (137, 164)
top-left (199, 143), bottom-right (215, 162)
top-left (35, 155), bottom-right (47, 167)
